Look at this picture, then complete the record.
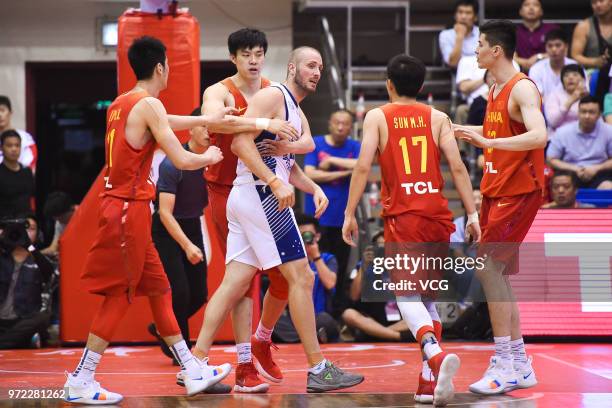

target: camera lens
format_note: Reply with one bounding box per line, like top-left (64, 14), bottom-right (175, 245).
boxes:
top-left (301, 231), bottom-right (314, 245)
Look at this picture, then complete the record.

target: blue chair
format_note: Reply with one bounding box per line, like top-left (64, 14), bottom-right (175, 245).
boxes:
top-left (576, 188), bottom-right (612, 207)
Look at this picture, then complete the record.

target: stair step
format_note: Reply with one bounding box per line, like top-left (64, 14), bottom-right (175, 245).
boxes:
top-left (352, 79), bottom-right (452, 88)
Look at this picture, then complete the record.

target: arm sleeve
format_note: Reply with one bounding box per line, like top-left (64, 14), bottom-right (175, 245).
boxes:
top-left (606, 126), bottom-right (612, 157)
top-left (31, 252), bottom-right (54, 282)
top-left (304, 143), bottom-right (319, 167)
top-left (528, 64), bottom-right (544, 94)
top-left (455, 58), bottom-right (470, 84)
top-left (438, 30), bottom-right (453, 65)
top-left (544, 90), bottom-right (565, 129)
top-left (156, 159), bottom-right (180, 195)
top-left (546, 131), bottom-right (564, 159)
top-left (352, 140), bottom-right (362, 156)
top-left (324, 254), bottom-right (338, 274)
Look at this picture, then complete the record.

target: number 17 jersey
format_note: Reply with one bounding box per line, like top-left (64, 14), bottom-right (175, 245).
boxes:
top-left (378, 102), bottom-right (452, 223)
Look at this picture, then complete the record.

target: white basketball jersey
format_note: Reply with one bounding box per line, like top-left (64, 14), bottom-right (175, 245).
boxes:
top-left (234, 83), bottom-right (301, 186)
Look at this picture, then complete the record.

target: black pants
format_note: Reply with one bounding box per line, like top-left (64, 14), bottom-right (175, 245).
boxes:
top-left (152, 214), bottom-right (207, 348)
top-left (318, 225), bottom-right (352, 316)
top-left (0, 311), bottom-right (50, 349)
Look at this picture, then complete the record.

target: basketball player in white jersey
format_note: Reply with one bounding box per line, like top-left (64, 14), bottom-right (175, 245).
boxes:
top-left (193, 47), bottom-right (365, 393)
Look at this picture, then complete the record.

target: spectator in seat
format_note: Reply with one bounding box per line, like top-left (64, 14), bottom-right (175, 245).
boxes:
top-left (0, 130), bottom-right (35, 219)
top-left (466, 70), bottom-right (495, 126)
top-left (438, 0), bottom-right (480, 69)
top-left (515, 0), bottom-right (560, 71)
top-left (544, 65), bottom-right (590, 137)
top-left (0, 96), bottom-right (37, 172)
top-left (542, 170), bottom-right (596, 208)
top-left (304, 109), bottom-right (360, 315)
top-left (571, 0), bottom-right (612, 69)
top-left (529, 29), bottom-right (578, 101)
top-left (341, 231), bottom-right (410, 342)
top-left (41, 192), bottom-right (78, 257)
top-left (572, 0), bottom-right (612, 105)
top-left (457, 56), bottom-right (518, 124)
top-left (547, 96), bottom-right (612, 189)
top-left (0, 215), bottom-right (54, 349)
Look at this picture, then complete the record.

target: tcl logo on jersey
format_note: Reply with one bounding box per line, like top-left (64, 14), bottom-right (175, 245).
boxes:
top-left (400, 181), bottom-right (439, 195)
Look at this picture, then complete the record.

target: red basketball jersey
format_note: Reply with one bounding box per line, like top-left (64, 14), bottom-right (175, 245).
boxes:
top-left (101, 90), bottom-right (156, 201)
top-left (205, 77), bottom-right (270, 186)
top-left (378, 103), bottom-right (453, 223)
top-left (481, 72), bottom-right (545, 198)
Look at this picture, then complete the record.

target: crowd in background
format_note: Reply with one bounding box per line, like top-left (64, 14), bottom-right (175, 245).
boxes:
top-left (1, 0), bottom-right (612, 349)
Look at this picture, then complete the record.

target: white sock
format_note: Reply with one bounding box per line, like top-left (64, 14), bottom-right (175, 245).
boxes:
top-left (396, 297), bottom-right (434, 339)
top-left (422, 337), bottom-right (443, 360)
top-left (422, 359), bottom-right (433, 381)
top-left (71, 348), bottom-right (101, 384)
top-left (237, 343), bottom-right (251, 364)
top-left (255, 322), bottom-right (273, 342)
top-left (494, 336), bottom-right (512, 366)
top-left (309, 359), bottom-right (327, 375)
top-left (510, 337), bottom-right (528, 367)
top-left (170, 340), bottom-right (201, 380)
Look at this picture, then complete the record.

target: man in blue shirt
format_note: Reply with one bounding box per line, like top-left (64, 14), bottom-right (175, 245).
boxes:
top-left (304, 110), bottom-right (360, 315)
top-left (272, 213), bottom-right (338, 343)
top-left (547, 96), bottom-right (612, 189)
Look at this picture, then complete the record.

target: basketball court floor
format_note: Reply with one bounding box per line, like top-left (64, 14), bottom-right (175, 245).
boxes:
top-left (1, 342), bottom-right (610, 407)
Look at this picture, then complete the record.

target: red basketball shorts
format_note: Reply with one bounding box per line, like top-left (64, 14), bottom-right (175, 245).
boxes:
top-left (81, 196), bottom-right (170, 300)
top-left (479, 189), bottom-right (542, 275)
top-left (383, 213), bottom-right (454, 298)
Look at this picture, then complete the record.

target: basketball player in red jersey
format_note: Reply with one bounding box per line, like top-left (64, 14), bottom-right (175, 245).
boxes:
top-left (189, 29), bottom-right (315, 393)
top-left (343, 55), bottom-right (481, 406)
top-left (453, 20), bottom-right (547, 395)
top-left (63, 37), bottom-right (238, 404)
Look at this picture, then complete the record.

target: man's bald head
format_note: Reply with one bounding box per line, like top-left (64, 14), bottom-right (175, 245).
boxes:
top-left (289, 46), bottom-right (321, 65)
top-left (287, 46), bottom-right (322, 78)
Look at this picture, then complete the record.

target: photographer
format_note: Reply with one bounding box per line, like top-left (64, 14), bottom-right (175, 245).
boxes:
top-left (0, 215), bottom-right (55, 349)
top-left (272, 213), bottom-right (339, 343)
top-left (341, 231), bottom-right (411, 342)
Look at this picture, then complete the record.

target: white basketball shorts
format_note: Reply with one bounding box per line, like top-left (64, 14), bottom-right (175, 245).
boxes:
top-left (226, 183), bottom-right (306, 269)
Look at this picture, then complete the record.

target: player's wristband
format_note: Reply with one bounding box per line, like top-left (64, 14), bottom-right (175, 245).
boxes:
top-left (256, 118), bottom-right (270, 130)
top-left (466, 211), bottom-right (479, 226)
top-left (313, 256), bottom-right (322, 262)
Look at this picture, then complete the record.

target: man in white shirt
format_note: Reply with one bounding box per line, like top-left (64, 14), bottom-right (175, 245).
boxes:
top-left (0, 96), bottom-right (37, 172)
top-left (455, 56), bottom-right (520, 124)
top-left (528, 29), bottom-right (578, 100)
top-left (438, 0), bottom-right (480, 68)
